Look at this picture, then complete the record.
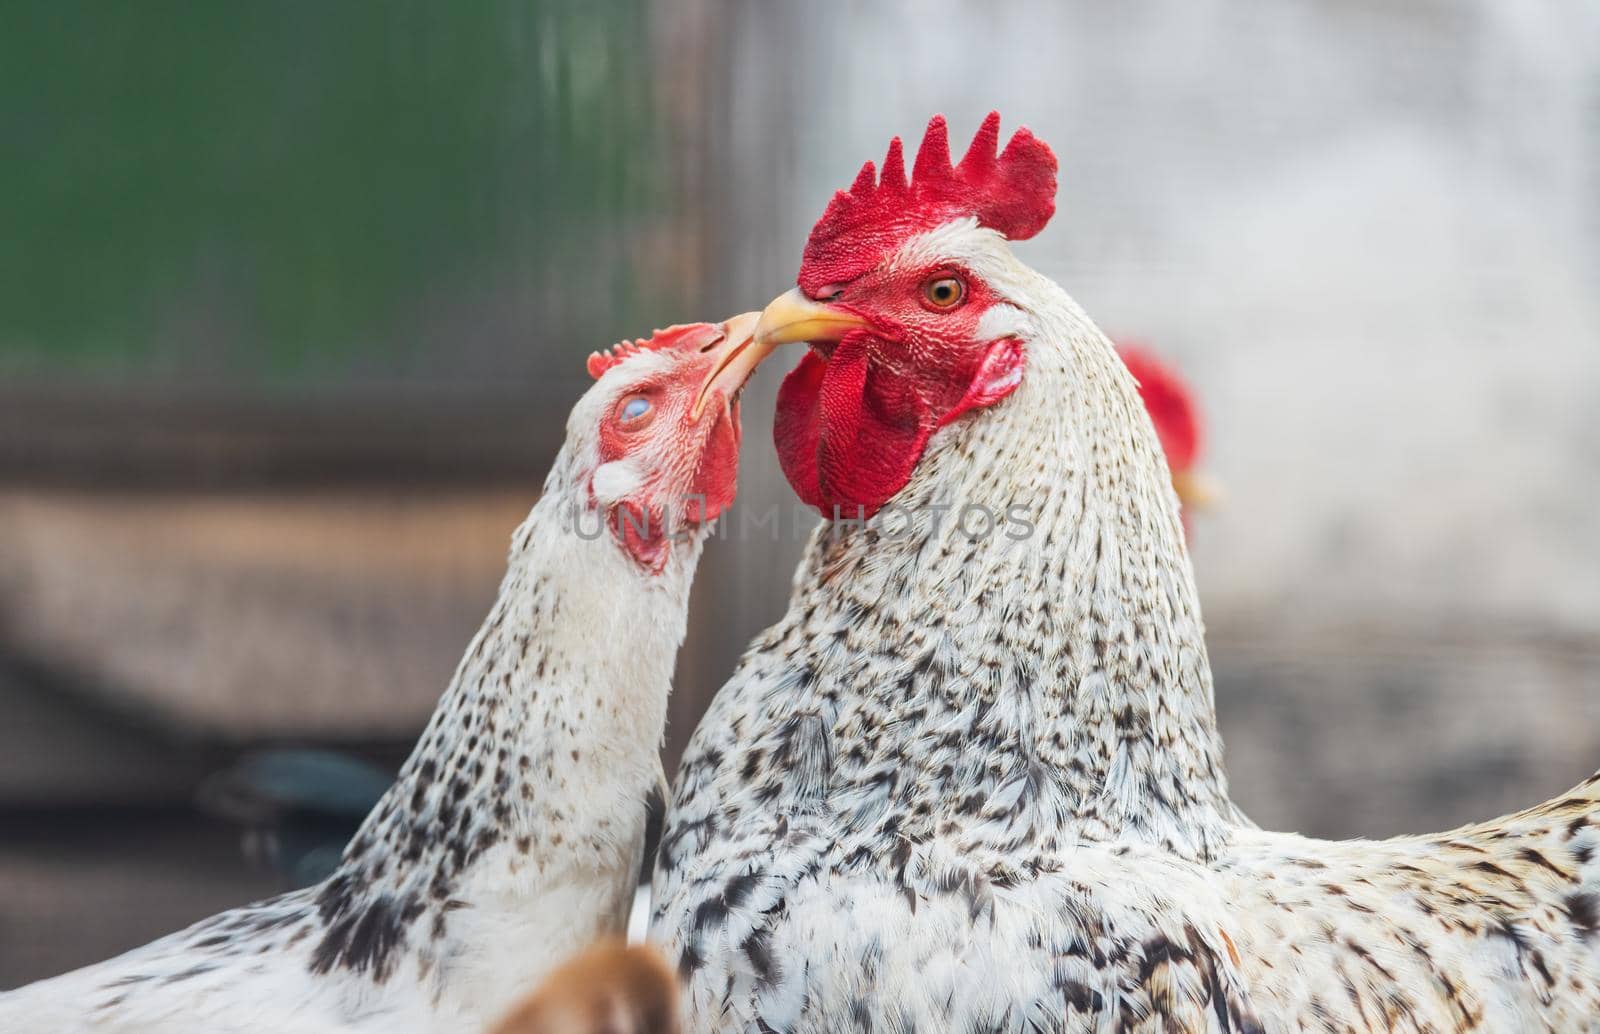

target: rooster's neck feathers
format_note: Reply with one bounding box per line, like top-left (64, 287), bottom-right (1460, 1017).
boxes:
top-left (650, 260), bottom-right (1246, 1022)
top-left (688, 257), bottom-right (1239, 866)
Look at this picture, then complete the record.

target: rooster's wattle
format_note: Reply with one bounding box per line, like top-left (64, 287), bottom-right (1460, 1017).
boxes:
top-left (652, 114), bottom-right (1600, 1032)
top-left (0, 315), bottom-right (760, 1033)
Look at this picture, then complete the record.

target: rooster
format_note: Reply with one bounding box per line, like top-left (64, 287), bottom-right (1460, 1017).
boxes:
top-left (652, 114), bottom-right (1600, 1031)
top-left (0, 314), bottom-right (761, 1033)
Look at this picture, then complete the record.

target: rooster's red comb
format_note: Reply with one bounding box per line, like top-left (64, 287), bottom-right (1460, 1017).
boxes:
top-left (585, 322), bottom-right (722, 380)
top-left (798, 112), bottom-right (1058, 294)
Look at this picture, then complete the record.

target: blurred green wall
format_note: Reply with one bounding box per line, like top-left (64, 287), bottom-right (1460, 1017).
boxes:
top-left (1, 1), bottom-right (671, 388)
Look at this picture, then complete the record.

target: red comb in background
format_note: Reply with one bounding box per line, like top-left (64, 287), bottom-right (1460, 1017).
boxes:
top-left (1116, 341), bottom-right (1201, 473)
top-left (585, 323), bottom-right (722, 380)
top-left (798, 112), bottom-right (1058, 293)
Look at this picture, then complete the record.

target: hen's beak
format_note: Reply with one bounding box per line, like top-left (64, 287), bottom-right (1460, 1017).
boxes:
top-left (1173, 469), bottom-right (1224, 511)
top-left (752, 287), bottom-right (872, 348)
top-left (690, 290), bottom-right (875, 418)
top-left (691, 311), bottom-right (764, 419)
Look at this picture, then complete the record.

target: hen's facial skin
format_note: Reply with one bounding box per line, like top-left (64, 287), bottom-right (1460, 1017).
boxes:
top-left (581, 313), bottom-right (758, 570)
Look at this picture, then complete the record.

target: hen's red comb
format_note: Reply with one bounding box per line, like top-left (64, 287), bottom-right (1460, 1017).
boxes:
top-left (585, 322), bottom-right (722, 380)
top-left (1117, 341), bottom-right (1201, 471)
top-left (798, 112), bottom-right (1058, 294)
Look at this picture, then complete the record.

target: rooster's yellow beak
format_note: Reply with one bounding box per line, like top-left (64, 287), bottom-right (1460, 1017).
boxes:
top-left (752, 288), bottom-right (871, 347)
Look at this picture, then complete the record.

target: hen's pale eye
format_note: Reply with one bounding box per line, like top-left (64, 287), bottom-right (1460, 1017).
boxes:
top-left (922, 275), bottom-right (965, 309)
top-left (618, 395), bottom-right (653, 425)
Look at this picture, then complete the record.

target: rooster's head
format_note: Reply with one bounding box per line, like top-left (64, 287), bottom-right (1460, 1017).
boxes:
top-left (750, 112), bottom-right (1058, 518)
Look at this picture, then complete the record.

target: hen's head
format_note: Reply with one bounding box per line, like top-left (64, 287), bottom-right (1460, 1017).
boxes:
top-left (574, 312), bottom-right (758, 571)
top-left (752, 112), bottom-right (1058, 517)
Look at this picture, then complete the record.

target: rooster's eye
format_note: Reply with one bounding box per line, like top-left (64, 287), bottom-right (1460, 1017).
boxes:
top-left (618, 395), bottom-right (654, 427)
top-left (922, 276), bottom-right (966, 310)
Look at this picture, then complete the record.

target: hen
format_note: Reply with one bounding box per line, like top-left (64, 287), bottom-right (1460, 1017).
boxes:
top-left (0, 314), bottom-right (759, 1033)
top-left (652, 114), bottom-right (1600, 1031)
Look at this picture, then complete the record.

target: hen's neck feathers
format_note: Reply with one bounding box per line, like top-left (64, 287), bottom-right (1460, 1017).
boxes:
top-left (775, 253), bottom-right (1241, 861)
top-left (310, 446), bottom-right (701, 991)
top-left (0, 443), bottom-right (706, 1031)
